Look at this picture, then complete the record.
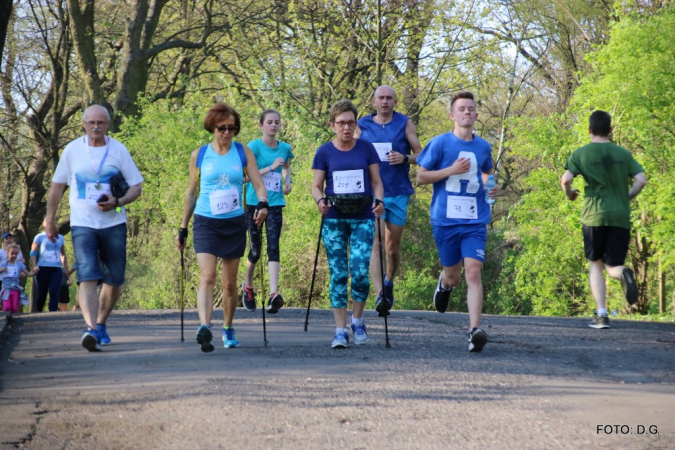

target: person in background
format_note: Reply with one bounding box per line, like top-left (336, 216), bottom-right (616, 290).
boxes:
top-left (31, 229), bottom-right (73, 312)
top-left (1, 243), bottom-right (35, 313)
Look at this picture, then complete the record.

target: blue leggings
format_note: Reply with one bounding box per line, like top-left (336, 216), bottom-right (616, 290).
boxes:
top-left (322, 218), bottom-right (374, 309)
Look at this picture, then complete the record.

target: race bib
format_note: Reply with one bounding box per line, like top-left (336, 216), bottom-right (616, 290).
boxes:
top-left (262, 171), bottom-right (282, 193)
top-left (209, 188), bottom-right (240, 215)
top-left (373, 143), bottom-right (392, 162)
top-left (333, 170), bottom-right (365, 194)
top-left (85, 183), bottom-right (112, 205)
top-left (43, 250), bottom-right (61, 264)
top-left (446, 196), bottom-right (478, 220)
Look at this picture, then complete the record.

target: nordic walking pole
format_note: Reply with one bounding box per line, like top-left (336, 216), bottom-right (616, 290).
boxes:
top-left (259, 221), bottom-right (268, 346)
top-left (304, 213), bottom-right (325, 332)
top-left (377, 217), bottom-right (391, 348)
top-left (180, 250), bottom-right (185, 342)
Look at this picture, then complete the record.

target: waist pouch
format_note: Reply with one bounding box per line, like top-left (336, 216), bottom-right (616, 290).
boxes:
top-left (110, 172), bottom-right (129, 198)
top-left (326, 194), bottom-right (371, 214)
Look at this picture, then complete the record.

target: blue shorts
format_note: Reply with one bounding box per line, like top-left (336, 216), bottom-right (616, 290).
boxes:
top-left (383, 195), bottom-right (410, 227)
top-left (71, 223), bottom-right (127, 286)
top-left (432, 224), bottom-right (487, 267)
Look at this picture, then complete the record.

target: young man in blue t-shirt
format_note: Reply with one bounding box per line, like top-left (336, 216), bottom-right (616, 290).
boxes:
top-left (416, 91), bottom-right (499, 352)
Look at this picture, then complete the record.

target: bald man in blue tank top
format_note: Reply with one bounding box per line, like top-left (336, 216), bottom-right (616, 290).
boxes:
top-left (355, 85), bottom-right (423, 316)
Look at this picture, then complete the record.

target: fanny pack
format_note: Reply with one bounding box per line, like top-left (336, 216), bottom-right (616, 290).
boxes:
top-left (326, 194), bottom-right (371, 214)
top-left (110, 172), bottom-right (129, 198)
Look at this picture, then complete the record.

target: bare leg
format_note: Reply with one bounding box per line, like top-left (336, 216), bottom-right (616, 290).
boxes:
top-left (97, 284), bottom-right (121, 324)
top-left (384, 222), bottom-right (404, 282)
top-left (332, 307), bottom-right (347, 328)
top-left (196, 253), bottom-right (217, 326)
top-left (221, 258), bottom-right (240, 327)
top-left (589, 259), bottom-right (606, 310)
top-left (352, 300), bottom-right (365, 320)
top-left (605, 264), bottom-right (623, 280)
top-left (77, 281), bottom-right (99, 329)
top-left (369, 224), bottom-right (384, 293)
top-left (245, 259), bottom-right (255, 288)
top-left (58, 303), bottom-right (69, 311)
top-left (268, 261), bottom-right (280, 294)
top-left (464, 258), bottom-right (484, 330)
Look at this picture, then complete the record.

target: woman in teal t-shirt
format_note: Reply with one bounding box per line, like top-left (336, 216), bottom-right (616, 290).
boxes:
top-left (242, 109), bottom-right (294, 314)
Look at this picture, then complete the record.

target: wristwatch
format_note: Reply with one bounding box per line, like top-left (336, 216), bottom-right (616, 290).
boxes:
top-left (403, 154), bottom-right (409, 164)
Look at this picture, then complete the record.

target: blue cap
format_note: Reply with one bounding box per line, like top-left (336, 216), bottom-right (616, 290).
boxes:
top-left (2, 232), bottom-right (12, 239)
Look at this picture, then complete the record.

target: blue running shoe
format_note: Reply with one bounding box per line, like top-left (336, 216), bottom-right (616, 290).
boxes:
top-left (196, 324), bottom-right (214, 353)
top-left (81, 328), bottom-right (102, 352)
top-left (350, 322), bottom-right (368, 345)
top-left (222, 327), bottom-right (240, 348)
top-left (97, 323), bottom-right (111, 345)
top-left (331, 330), bottom-right (349, 349)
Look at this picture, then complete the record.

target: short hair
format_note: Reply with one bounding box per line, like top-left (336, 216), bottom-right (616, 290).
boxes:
top-left (259, 109), bottom-right (280, 124)
top-left (7, 243), bottom-right (20, 253)
top-left (203, 103), bottom-right (241, 135)
top-left (450, 91), bottom-right (475, 110)
top-left (82, 105), bottom-right (111, 123)
top-left (589, 110), bottom-right (612, 137)
top-left (329, 99), bottom-right (358, 123)
top-left (374, 85), bottom-right (396, 99)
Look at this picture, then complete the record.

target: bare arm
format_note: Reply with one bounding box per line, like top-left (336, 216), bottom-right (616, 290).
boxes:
top-left (244, 145), bottom-right (269, 227)
top-left (30, 242), bottom-right (39, 270)
top-left (417, 158), bottom-right (471, 185)
top-left (369, 163), bottom-right (385, 218)
top-left (312, 169), bottom-right (330, 215)
top-left (44, 183), bottom-right (67, 241)
top-left (176, 149), bottom-right (200, 252)
top-left (404, 119), bottom-right (423, 165)
top-left (282, 158), bottom-right (292, 195)
top-left (561, 170), bottom-right (579, 201)
top-left (629, 172), bottom-right (647, 200)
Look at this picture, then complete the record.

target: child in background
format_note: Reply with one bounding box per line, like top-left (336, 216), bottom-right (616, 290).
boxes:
top-left (0, 243), bottom-right (35, 313)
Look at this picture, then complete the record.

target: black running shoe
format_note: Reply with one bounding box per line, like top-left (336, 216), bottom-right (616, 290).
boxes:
top-left (589, 314), bottom-right (610, 329)
top-left (376, 289), bottom-right (391, 317)
top-left (468, 328), bottom-right (488, 352)
top-left (267, 293), bottom-right (284, 314)
top-left (433, 273), bottom-right (452, 313)
top-left (242, 281), bottom-right (257, 311)
top-left (621, 268), bottom-right (638, 305)
top-left (196, 324), bottom-right (214, 353)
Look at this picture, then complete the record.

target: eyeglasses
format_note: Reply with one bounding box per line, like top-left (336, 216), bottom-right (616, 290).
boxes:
top-left (85, 121), bottom-right (108, 127)
top-left (215, 125), bottom-right (237, 133)
top-left (333, 120), bottom-right (356, 129)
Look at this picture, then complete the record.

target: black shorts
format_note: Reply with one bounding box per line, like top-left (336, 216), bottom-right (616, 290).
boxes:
top-left (193, 214), bottom-right (247, 259)
top-left (59, 283), bottom-right (70, 304)
top-left (582, 225), bottom-right (630, 266)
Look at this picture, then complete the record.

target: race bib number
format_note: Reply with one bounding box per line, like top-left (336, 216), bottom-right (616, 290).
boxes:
top-left (43, 250), bottom-right (60, 264)
top-left (85, 183), bottom-right (112, 205)
top-left (262, 171), bottom-right (282, 193)
top-left (373, 143), bottom-right (392, 162)
top-left (333, 170), bottom-right (365, 194)
top-left (209, 188), bottom-right (240, 215)
top-left (446, 196), bottom-right (478, 220)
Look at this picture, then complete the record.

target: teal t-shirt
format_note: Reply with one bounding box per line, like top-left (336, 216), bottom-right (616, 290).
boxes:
top-left (565, 142), bottom-right (644, 229)
top-left (245, 139), bottom-right (294, 207)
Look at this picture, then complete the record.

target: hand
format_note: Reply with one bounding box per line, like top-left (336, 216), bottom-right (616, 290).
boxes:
top-left (448, 157), bottom-right (471, 175)
top-left (283, 181), bottom-right (292, 195)
top-left (44, 218), bottom-right (58, 242)
top-left (488, 185), bottom-right (500, 200)
top-left (272, 157), bottom-right (285, 170)
top-left (566, 188), bottom-right (580, 201)
top-left (253, 207), bottom-right (268, 227)
top-left (32, 266), bottom-right (40, 274)
top-left (386, 151), bottom-right (406, 165)
top-left (96, 196), bottom-right (117, 212)
top-left (67, 276), bottom-right (74, 286)
top-left (372, 200), bottom-right (385, 218)
top-left (176, 228), bottom-right (188, 253)
top-left (317, 198), bottom-right (330, 216)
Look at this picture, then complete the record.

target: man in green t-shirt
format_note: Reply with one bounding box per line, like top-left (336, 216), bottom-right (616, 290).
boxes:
top-left (561, 110), bottom-right (647, 329)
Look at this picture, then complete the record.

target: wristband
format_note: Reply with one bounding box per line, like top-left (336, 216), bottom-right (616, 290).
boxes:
top-left (403, 154), bottom-right (409, 164)
top-left (178, 228), bottom-right (189, 246)
top-left (374, 199), bottom-right (385, 207)
top-left (256, 201), bottom-right (269, 211)
top-left (30, 250), bottom-right (38, 257)
top-left (268, 166), bottom-right (273, 173)
top-left (317, 198), bottom-right (326, 205)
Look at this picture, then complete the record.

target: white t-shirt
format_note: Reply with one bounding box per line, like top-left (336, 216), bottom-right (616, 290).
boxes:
top-left (52, 136), bottom-right (144, 229)
top-left (0, 248), bottom-right (24, 280)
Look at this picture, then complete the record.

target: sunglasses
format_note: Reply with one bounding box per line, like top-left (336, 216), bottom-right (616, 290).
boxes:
top-left (215, 125), bottom-right (237, 133)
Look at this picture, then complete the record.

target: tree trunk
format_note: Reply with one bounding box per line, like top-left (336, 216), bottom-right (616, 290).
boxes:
top-left (0, 0), bottom-right (12, 64)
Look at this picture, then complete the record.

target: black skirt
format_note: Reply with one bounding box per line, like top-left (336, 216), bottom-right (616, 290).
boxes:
top-left (193, 214), bottom-right (247, 259)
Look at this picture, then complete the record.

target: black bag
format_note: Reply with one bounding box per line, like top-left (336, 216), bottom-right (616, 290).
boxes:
top-left (326, 194), bottom-right (372, 214)
top-left (110, 172), bottom-right (129, 199)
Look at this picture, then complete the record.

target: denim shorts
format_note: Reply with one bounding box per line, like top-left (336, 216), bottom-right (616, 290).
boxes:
top-left (71, 223), bottom-right (127, 286)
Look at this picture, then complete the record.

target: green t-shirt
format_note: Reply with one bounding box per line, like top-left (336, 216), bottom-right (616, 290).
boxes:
top-left (564, 142), bottom-right (644, 229)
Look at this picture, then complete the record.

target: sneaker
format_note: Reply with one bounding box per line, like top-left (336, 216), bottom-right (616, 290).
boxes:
top-left (589, 313), bottom-right (610, 329)
top-left (97, 323), bottom-right (111, 345)
top-left (222, 327), bottom-right (240, 348)
top-left (621, 268), bottom-right (638, 305)
top-left (375, 291), bottom-right (391, 317)
top-left (468, 328), bottom-right (488, 352)
top-left (267, 293), bottom-right (285, 314)
top-left (434, 273), bottom-right (453, 313)
top-left (351, 322), bottom-right (368, 345)
top-left (242, 282), bottom-right (256, 311)
top-left (331, 330), bottom-right (349, 349)
top-left (196, 324), bottom-right (214, 353)
top-left (81, 328), bottom-right (102, 352)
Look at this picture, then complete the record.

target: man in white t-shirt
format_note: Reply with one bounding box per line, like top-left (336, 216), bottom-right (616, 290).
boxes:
top-left (45, 105), bottom-right (144, 352)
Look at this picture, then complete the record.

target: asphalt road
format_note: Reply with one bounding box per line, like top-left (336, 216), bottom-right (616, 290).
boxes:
top-left (1, 308), bottom-right (674, 449)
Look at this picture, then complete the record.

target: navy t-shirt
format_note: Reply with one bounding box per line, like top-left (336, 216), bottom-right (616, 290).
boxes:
top-left (312, 139), bottom-right (380, 220)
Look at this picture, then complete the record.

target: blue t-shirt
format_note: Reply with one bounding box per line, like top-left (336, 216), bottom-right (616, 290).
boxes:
top-left (357, 111), bottom-right (414, 197)
top-left (245, 139), bottom-right (295, 207)
top-left (194, 143), bottom-right (245, 219)
top-left (1, 261), bottom-right (26, 289)
top-left (312, 139), bottom-right (380, 220)
top-left (417, 131), bottom-right (494, 227)
top-left (33, 232), bottom-right (65, 268)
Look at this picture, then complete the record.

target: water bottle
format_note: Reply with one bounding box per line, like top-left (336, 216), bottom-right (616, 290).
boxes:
top-left (485, 174), bottom-right (496, 204)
